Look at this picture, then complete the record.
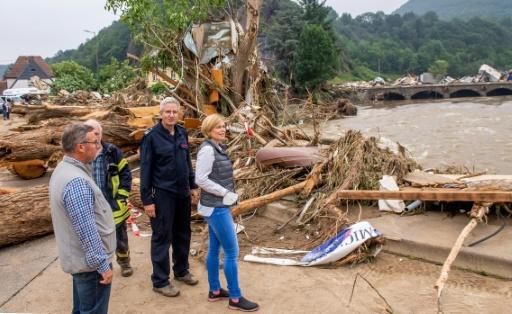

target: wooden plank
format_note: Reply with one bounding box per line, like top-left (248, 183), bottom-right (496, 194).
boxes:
top-left (333, 189), bottom-right (512, 202)
top-left (404, 170), bottom-right (455, 187)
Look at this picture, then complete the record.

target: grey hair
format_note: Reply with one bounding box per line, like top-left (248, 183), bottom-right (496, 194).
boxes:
top-left (61, 124), bottom-right (93, 153)
top-left (160, 96), bottom-right (180, 112)
top-left (83, 119), bottom-right (103, 134)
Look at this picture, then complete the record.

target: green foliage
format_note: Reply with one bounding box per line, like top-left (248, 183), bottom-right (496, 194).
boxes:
top-left (45, 0), bottom-right (512, 85)
top-left (263, 1), bottom-right (304, 81)
top-left (335, 11), bottom-right (512, 77)
top-left (330, 65), bottom-right (377, 83)
top-left (428, 59), bottom-right (449, 78)
top-left (51, 61), bottom-right (96, 93)
top-left (150, 81), bottom-right (167, 95)
top-left (98, 58), bottom-right (137, 93)
top-left (48, 21), bottom-right (136, 73)
top-left (105, 0), bottom-right (227, 72)
top-left (394, 0), bottom-right (512, 20)
top-left (300, 0), bottom-right (335, 32)
top-left (262, 0), bottom-right (344, 83)
top-left (292, 24), bottom-right (339, 89)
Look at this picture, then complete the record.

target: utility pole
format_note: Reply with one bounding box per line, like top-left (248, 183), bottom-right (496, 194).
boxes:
top-left (83, 29), bottom-right (99, 73)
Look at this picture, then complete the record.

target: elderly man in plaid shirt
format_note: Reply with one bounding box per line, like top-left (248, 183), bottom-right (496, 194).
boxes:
top-left (49, 124), bottom-right (116, 314)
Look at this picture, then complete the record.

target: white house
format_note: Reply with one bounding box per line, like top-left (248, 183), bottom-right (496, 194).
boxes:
top-left (3, 56), bottom-right (53, 89)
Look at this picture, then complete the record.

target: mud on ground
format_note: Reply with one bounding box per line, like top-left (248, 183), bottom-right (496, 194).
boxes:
top-left (1, 213), bottom-right (511, 314)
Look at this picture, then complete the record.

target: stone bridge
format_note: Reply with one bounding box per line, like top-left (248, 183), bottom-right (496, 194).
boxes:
top-left (359, 82), bottom-right (512, 101)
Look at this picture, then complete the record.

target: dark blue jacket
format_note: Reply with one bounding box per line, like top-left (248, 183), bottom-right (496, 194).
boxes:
top-left (140, 122), bottom-right (197, 205)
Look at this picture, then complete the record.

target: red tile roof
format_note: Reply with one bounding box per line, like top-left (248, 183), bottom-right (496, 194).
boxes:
top-left (4, 56), bottom-right (53, 79)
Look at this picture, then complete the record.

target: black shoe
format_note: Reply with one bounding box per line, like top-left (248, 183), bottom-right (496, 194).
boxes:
top-left (229, 297), bottom-right (259, 312)
top-left (208, 288), bottom-right (229, 302)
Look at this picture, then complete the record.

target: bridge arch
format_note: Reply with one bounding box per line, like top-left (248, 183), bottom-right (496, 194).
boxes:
top-left (411, 90), bottom-right (444, 100)
top-left (383, 92), bottom-right (406, 100)
top-left (449, 89), bottom-right (481, 98)
top-left (487, 88), bottom-right (512, 96)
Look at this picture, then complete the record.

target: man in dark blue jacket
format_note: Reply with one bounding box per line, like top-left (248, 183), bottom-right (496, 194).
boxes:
top-left (85, 120), bottom-right (133, 277)
top-left (140, 97), bottom-right (199, 297)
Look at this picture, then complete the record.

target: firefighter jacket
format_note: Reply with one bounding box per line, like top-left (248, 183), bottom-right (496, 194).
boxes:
top-left (100, 141), bottom-right (132, 225)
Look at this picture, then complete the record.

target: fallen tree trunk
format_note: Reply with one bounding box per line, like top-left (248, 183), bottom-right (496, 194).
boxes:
top-left (11, 103), bottom-right (47, 115)
top-left (26, 105), bottom-right (97, 124)
top-left (0, 122), bottom-right (137, 165)
top-left (231, 181), bottom-right (307, 216)
top-left (0, 139), bottom-right (61, 161)
top-left (231, 0), bottom-right (262, 106)
top-left (232, 161), bottom-right (325, 216)
top-left (0, 185), bottom-right (52, 247)
top-left (102, 123), bottom-right (139, 147)
top-left (434, 202), bottom-right (490, 310)
top-left (9, 159), bottom-right (47, 179)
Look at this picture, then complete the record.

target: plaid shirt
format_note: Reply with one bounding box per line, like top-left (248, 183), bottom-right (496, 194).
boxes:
top-left (91, 149), bottom-right (106, 192)
top-left (62, 174), bottom-right (110, 274)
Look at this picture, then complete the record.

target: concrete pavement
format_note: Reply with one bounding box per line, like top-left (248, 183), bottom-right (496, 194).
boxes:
top-left (262, 200), bottom-right (512, 279)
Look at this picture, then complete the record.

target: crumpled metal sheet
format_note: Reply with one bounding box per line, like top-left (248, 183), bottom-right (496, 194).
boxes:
top-left (183, 19), bottom-right (239, 64)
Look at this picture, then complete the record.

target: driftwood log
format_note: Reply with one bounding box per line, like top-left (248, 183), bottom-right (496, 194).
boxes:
top-left (0, 185), bottom-right (52, 247)
top-left (231, 161), bottom-right (325, 216)
top-left (26, 105), bottom-right (97, 124)
top-left (434, 202), bottom-right (490, 310)
top-left (8, 159), bottom-right (47, 179)
top-left (0, 139), bottom-right (60, 162)
top-left (0, 122), bottom-right (138, 163)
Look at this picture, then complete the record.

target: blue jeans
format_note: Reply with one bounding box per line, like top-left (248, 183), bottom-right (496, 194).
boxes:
top-left (205, 207), bottom-right (241, 298)
top-left (72, 269), bottom-right (111, 314)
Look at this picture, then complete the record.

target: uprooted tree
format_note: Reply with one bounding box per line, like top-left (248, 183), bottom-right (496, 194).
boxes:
top-left (105, 0), bottom-right (264, 117)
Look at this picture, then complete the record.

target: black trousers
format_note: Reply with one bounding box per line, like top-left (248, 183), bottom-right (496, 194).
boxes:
top-left (116, 223), bottom-right (129, 256)
top-left (150, 188), bottom-right (192, 288)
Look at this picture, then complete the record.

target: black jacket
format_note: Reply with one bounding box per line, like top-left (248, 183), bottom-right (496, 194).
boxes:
top-left (140, 122), bottom-right (197, 205)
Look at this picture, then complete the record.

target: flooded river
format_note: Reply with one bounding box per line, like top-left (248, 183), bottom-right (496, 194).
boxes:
top-left (322, 96), bottom-right (512, 174)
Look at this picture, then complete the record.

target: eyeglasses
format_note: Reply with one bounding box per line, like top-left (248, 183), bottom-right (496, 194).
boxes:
top-left (81, 140), bottom-right (100, 146)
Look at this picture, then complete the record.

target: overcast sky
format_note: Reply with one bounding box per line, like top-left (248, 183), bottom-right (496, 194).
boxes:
top-left (0, 0), bottom-right (408, 64)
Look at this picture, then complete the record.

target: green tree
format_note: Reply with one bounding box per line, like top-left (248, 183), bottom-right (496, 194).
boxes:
top-left (292, 24), bottom-right (339, 89)
top-left (264, 1), bottom-right (304, 81)
top-left (98, 58), bottom-right (137, 93)
top-left (150, 81), bottom-right (167, 95)
top-left (428, 59), bottom-right (449, 78)
top-left (300, 0), bottom-right (333, 30)
top-left (48, 21), bottom-right (134, 72)
top-left (105, 0), bottom-right (226, 71)
top-left (51, 61), bottom-right (96, 93)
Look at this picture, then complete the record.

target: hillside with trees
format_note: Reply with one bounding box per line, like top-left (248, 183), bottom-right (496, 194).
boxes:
top-left (394, 0), bottom-right (512, 20)
top-left (47, 21), bottom-right (141, 72)
top-left (262, 0), bottom-right (512, 81)
top-left (42, 0), bottom-right (512, 86)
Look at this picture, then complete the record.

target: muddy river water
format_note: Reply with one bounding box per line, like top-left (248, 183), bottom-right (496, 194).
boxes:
top-left (322, 96), bottom-right (512, 174)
